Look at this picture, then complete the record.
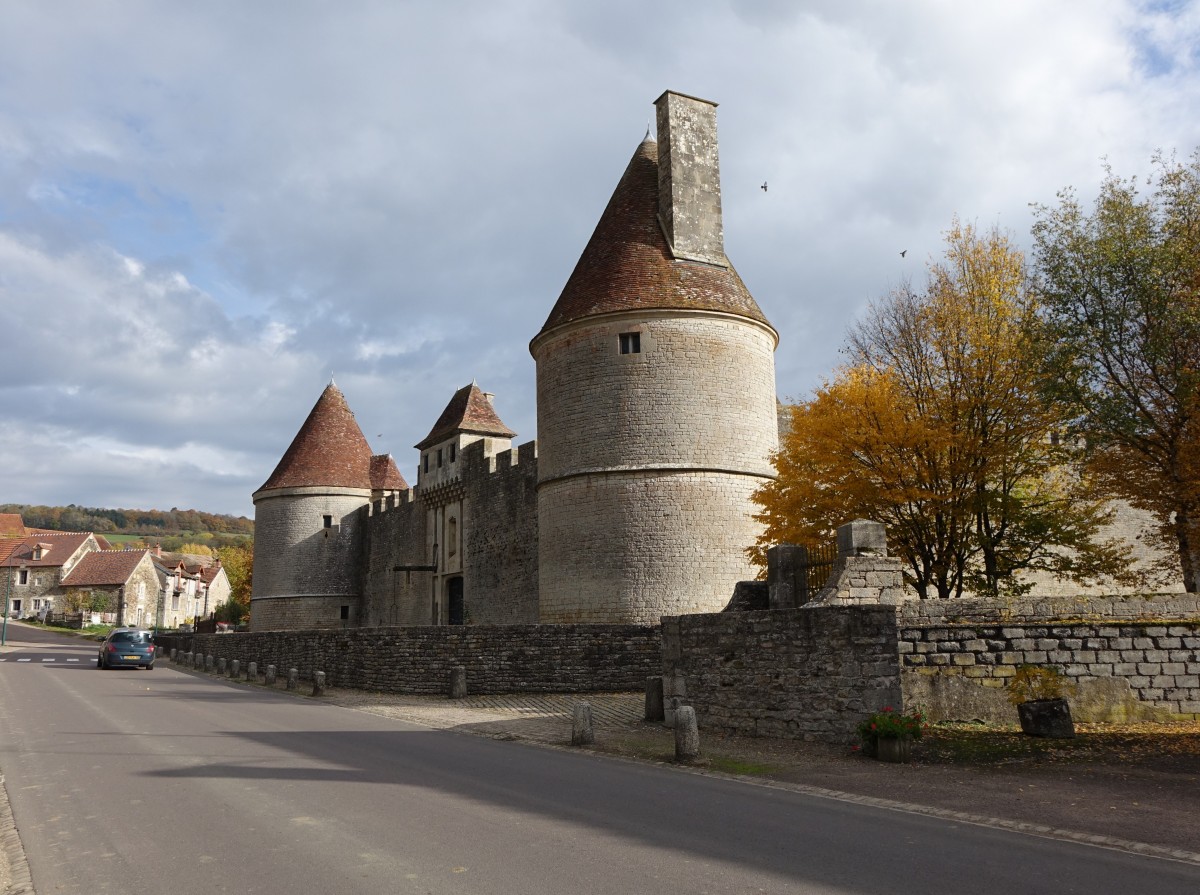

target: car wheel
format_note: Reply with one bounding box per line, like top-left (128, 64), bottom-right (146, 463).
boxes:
top-left (145, 663), bottom-right (154, 671)
top-left (96, 656), bottom-right (103, 668)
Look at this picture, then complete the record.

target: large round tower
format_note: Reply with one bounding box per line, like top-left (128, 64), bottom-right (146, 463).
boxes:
top-left (531, 91), bottom-right (778, 624)
top-left (251, 381), bottom-right (404, 631)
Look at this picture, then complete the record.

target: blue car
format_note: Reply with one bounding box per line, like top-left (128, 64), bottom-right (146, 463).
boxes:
top-left (97, 629), bottom-right (156, 670)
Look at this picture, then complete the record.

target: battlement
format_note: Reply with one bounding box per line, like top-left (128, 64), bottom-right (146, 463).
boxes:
top-left (461, 438), bottom-right (539, 478)
top-left (368, 487), bottom-right (418, 517)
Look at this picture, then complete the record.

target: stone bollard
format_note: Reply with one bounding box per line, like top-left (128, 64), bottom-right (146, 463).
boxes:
top-left (664, 696), bottom-right (685, 728)
top-left (205, 654), bottom-right (214, 672)
top-left (170, 648), bottom-right (177, 662)
top-left (644, 676), bottom-right (665, 722)
top-left (230, 659), bottom-right (240, 679)
top-left (674, 705), bottom-right (700, 762)
top-left (312, 671), bottom-right (326, 697)
top-left (449, 666), bottom-right (467, 699)
top-left (571, 702), bottom-right (595, 746)
top-left (218, 657), bottom-right (227, 675)
top-left (247, 661), bottom-right (257, 681)
top-left (265, 664), bottom-right (277, 686)
top-left (286, 668), bottom-right (298, 691)
top-left (189, 652), bottom-right (197, 668)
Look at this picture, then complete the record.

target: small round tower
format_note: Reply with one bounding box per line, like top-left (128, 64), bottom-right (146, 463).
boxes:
top-left (251, 381), bottom-right (405, 631)
top-left (531, 91), bottom-right (778, 624)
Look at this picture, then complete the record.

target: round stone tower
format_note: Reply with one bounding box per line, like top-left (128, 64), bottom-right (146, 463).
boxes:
top-left (530, 91), bottom-right (778, 624)
top-left (251, 381), bottom-right (405, 631)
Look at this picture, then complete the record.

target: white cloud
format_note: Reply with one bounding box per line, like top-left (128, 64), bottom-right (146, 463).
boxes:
top-left (2, 0), bottom-right (1200, 514)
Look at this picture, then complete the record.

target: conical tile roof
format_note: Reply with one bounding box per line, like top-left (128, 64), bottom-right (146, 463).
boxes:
top-left (416, 383), bottom-right (516, 450)
top-left (370, 454), bottom-right (408, 491)
top-left (535, 137), bottom-right (771, 340)
top-left (258, 383), bottom-right (375, 492)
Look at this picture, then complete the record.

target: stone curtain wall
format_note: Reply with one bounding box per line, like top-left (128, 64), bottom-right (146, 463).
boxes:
top-left (180, 624), bottom-right (661, 694)
top-left (462, 440), bottom-right (540, 624)
top-left (661, 606), bottom-right (902, 743)
top-left (362, 491), bottom-right (429, 627)
top-left (901, 620), bottom-right (1200, 722)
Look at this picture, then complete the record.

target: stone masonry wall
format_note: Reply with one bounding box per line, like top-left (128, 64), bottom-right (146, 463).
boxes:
top-left (462, 440), bottom-right (539, 624)
top-left (901, 619), bottom-right (1200, 722)
top-left (661, 606), bottom-right (902, 744)
top-left (900, 593), bottom-right (1200, 626)
top-left (250, 595), bottom-right (363, 632)
top-left (362, 491), bottom-right (429, 626)
top-left (181, 624), bottom-right (661, 694)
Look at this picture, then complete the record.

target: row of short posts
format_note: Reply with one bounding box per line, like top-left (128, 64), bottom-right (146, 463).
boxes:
top-left (645, 674), bottom-right (699, 761)
top-left (168, 648), bottom-right (324, 697)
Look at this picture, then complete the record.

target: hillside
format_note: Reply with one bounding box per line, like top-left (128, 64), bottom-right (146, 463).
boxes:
top-left (1, 503), bottom-right (253, 552)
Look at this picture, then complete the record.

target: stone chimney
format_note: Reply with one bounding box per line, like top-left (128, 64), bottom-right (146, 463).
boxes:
top-left (654, 90), bottom-right (725, 267)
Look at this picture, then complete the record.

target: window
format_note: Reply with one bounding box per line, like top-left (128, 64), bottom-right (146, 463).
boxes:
top-left (450, 443), bottom-right (456, 463)
top-left (17, 570), bottom-right (28, 586)
top-left (423, 453), bottom-right (429, 473)
top-left (323, 515), bottom-right (333, 529)
top-left (437, 448), bottom-right (443, 468)
top-left (448, 517), bottom-right (458, 556)
top-left (32, 546), bottom-right (44, 560)
top-left (619, 332), bottom-right (641, 354)
top-left (340, 605), bottom-right (350, 620)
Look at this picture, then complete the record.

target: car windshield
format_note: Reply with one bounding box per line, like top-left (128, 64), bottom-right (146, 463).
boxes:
top-left (111, 631), bottom-right (149, 644)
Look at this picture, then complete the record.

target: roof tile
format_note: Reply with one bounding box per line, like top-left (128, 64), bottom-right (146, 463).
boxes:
top-left (258, 383), bottom-right (375, 492)
top-left (416, 383), bottom-right (516, 450)
top-left (535, 138), bottom-right (771, 339)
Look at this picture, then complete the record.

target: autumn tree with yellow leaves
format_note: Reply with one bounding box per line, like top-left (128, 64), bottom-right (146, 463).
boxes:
top-left (753, 221), bottom-right (1127, 598)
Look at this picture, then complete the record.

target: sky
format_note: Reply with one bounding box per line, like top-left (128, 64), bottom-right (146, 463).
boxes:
top-left (2, 1), bottom-right (1200, 519)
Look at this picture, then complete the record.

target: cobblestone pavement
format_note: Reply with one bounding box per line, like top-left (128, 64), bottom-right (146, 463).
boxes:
top-left (320, 687), bottom-right (644, 741)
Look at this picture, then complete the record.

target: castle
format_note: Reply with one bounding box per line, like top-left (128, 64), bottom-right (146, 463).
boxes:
top-left (250, 91), bottom-right (780, 631)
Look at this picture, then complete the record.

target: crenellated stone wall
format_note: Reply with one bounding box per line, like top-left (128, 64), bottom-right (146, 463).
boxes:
top-left (461, 440), bottom-right (539, 623)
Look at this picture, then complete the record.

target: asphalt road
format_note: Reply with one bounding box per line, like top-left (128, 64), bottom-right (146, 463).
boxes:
top-left (1, 623), bottom-right (1198, 895)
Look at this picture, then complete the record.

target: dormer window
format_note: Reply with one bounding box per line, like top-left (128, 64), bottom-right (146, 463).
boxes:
top-left (32, 545), bottom-right (45, 561)
top-left (619, 332), bottom-right (641, 354)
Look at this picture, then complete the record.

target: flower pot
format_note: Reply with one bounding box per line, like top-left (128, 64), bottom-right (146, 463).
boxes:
top-left (1017, 697), bottom-right (1075, 738)
top-left (874, 736), bottom-right (913, 763)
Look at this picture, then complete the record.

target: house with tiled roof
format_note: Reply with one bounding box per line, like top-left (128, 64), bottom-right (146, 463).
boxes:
top-left (251, 91), bottom-right (780, 632)
top-left (1, 531), bottom-right (103, 619)
top-left (60, 550), bottom-right (161, 627)
top-left (149, 547), bottom-right (232, 628)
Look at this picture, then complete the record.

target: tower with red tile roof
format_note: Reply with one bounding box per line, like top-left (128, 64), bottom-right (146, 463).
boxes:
top-left (530, 91), bottom-right (778, 623)
top-left (251, 381), bottom-right (406, 630)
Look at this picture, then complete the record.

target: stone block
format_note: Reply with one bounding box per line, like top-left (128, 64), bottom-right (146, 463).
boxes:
top-left (837, 519), bottom-right (887, 556)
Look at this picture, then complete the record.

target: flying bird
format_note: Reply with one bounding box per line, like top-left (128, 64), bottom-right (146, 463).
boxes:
top-left (761, 182), bottom-right (768, 192)
top-left (900, 250), bottom-right (907, 257)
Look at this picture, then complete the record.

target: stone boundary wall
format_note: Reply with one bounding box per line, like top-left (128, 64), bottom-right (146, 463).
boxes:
top-left (165, 625), bottom-right (661, 694)
top-left (901, 620), bottom-right (1200, 722)
top-left (661, 606), bottom-right (902, 744)
top-left (900, 593), bottom-right (1200, 625)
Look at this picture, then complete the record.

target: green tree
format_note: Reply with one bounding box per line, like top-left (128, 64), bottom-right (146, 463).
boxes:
top-left (754, 221), bottom-right (1126, 597)
top-left (1032, 152), bottom-right (1200, 591)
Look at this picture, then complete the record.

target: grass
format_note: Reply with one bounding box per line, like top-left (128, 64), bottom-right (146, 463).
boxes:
top-left (706, 756), bottom-right (779, 776)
